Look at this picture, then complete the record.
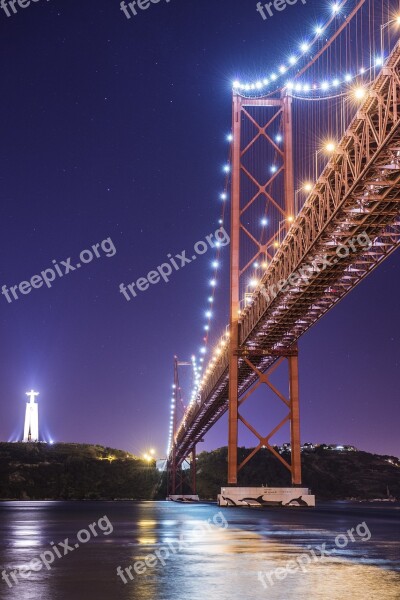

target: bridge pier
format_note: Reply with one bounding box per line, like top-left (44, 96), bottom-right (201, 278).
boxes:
top-left (218, 486), bottom-right (315, 508)
top-left (167, 447), bottom-right (198, 501)
top-left (227, 91), bottom-right (304, 488)
top-left (228, 346), bottom-right (304, 486)
top-left (192, 445), bottom-right (197, 495)
top-left (289, 353), bottom-right (301, 485)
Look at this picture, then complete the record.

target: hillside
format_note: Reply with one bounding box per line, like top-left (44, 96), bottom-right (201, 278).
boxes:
top-left (0, 443), bottom-right (160, 500)
top-left (0, 442), bottom-right (398, 501)
top-left (196, 446), bottom-right (400, 500)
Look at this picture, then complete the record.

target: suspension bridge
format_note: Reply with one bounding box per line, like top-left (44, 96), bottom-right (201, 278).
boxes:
top-left (167, 0), bottom-right (400, 506)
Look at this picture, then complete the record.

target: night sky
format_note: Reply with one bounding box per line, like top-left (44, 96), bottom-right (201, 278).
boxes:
top-left (0, 0), bottom-right (398, 459)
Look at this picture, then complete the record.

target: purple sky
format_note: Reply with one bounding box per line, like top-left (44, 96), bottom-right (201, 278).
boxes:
top-left (0, 0), bottom-right (399, 460)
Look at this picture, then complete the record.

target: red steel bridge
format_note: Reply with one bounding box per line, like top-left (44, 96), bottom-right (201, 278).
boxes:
top-left (168, 0), bottom-right (400, 496)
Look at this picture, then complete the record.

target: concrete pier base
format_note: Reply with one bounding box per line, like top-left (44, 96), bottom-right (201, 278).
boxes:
top-left (218, 487), bottom-right (315, 507)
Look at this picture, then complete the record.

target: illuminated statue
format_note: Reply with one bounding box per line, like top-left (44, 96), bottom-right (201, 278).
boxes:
top-left (23, 390), bottom-right (39, 443)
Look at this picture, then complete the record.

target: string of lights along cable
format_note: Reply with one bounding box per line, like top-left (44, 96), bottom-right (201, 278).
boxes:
top-left (167, 137), bottom-right (231, 454)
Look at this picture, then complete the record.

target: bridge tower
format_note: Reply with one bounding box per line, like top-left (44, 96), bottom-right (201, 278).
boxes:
top-left (227, 90), bottom-right (302, 487)
top-left (167, 356), bottom-right (198, 501)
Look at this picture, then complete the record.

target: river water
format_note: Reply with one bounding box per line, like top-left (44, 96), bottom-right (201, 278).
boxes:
top-left (0, 501), bottom-right (398, 600)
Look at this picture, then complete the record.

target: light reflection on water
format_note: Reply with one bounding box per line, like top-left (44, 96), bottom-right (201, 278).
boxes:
top-left (0, 501), bottom-right (398, 600)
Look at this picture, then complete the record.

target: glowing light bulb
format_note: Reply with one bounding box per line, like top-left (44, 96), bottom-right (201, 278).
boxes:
top-left (249, 279), bottom-right (259, 288)
top-left (220, 192), bottom-right (227, 200)
top-left (270, 165), bottom-right (278, 173)
top-left (279, 65), bottom-right (287, 74)
top-left (227, 133), bottom-right (233, 142)
top-left (315, 26), bottom-right (323, 35)
top-left (232, 81), bottom-right (240, 88)
top-left (262, 262), bottom-right (268, 269)
top-left (274, 241), bottom-right (279, 248)
top-left (331, 2), bottom-right (340, 14)
top-left (271, 73), bottom-right (277, 81)
top-left (287, 215), bottom-right (294, 223)
top-left (325, 142), bottom-right (336, 153)
top-left (289, 56), bottom-right (297, 65)
top-left (223, 164), bottom-right (230, 173)
top-left (210, 279), bottom-right (217, 287)
top-left (276, 134), bottom-right (283, 143)
top-left (300, 42), bottom-right (309, 53)
top-left (261, 217), bottom-right (268, 226)
top-left (303, 182), bottom-right (313, 192)
top-left (353, 86), bottom-right (366, 100)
